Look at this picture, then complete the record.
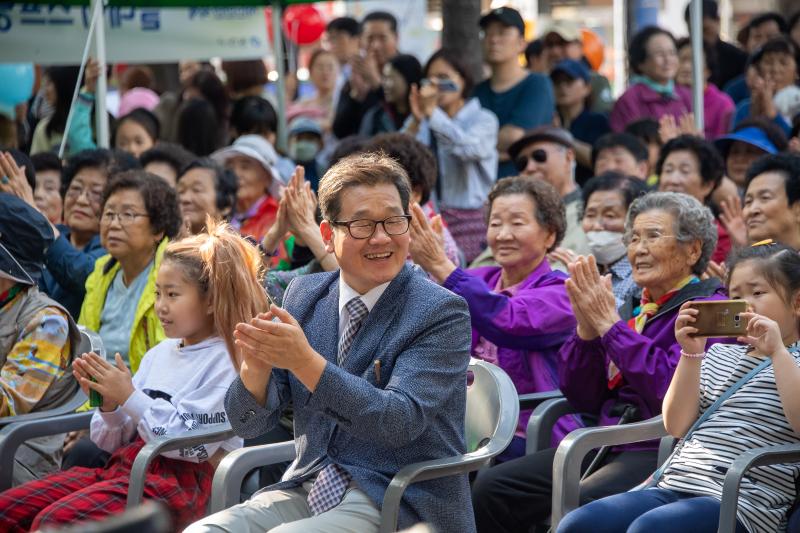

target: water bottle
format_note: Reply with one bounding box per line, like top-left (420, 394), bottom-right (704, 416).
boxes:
top-left (83, 330), bottom-right (108, 408)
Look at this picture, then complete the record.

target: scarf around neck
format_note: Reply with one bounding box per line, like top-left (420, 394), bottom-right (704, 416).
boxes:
top-left (631, 75), bottom-right (677, 99)
top-left (606, 274), bottom-right (699, 389)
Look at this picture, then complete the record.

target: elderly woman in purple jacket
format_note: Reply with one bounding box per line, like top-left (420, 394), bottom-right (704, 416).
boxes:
top-left (610, 26), bottom-right (692, 133)
top-left (471, 192), bottom-right (727, 533)
top-left (410, 176), bottom-right (579, 462)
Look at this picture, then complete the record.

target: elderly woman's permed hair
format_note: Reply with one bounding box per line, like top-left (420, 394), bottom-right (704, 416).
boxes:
top-left (625, 191), bottom-right (717, 275)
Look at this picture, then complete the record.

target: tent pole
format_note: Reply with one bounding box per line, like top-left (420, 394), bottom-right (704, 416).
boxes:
top-left (58, 0), bottom-right (100, 158)
top-left (612, 0), bottom-right (625, 98)
top-left (690, 0), bottom-right (704, 134)
top-left (272, 0), bottom-right (287, 152)
top-left (93, 0), bottom-right (110, 148)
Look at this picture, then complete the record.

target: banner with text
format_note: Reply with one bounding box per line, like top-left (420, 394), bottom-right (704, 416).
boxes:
top-left (0, 4), bottom-right (271, 64)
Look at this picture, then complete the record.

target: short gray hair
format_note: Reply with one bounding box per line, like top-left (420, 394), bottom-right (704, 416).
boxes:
top-left (625, 192), bottom-right (717, 275)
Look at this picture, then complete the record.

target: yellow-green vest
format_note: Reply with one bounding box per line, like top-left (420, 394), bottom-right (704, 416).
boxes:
top-left (78, 238), bottom-right (168, 373)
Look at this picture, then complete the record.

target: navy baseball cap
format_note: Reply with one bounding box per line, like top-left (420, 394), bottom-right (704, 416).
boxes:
top-left (479, 7), bottom-right (525, 35)
top-left (550, 59), bottom-right (591, 83)
top-left (0, 192), bottom-right (54, 285)
top-left (714, 127), bottom-right (780, 157)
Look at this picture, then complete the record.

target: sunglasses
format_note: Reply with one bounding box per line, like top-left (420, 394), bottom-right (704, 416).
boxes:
top-left (514, 149), bottom-right (548, 171)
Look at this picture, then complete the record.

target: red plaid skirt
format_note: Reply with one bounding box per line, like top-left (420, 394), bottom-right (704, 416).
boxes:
top-left (0, 437), bottom-right (214, 532)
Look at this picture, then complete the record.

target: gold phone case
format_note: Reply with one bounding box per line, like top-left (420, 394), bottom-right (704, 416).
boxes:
top-left (689, 300), bottom-right (748, 337)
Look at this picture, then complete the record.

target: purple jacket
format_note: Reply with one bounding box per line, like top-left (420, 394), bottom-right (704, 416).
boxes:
top-left (702, 84), bottom-right (735, 140)
top-left (443, 261), bottom-right (580, 445)
top-left (610, 83), bottom-right (692, 132)
top-left (559, 278), bottom-right (728, 451)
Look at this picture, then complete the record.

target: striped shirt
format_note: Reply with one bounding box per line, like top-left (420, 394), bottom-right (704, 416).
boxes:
top-left (658, 342), bottom-right (800, 532)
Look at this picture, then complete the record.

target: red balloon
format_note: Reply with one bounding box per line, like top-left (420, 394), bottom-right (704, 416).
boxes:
top-left (282, 5), bottom-right (326, 46)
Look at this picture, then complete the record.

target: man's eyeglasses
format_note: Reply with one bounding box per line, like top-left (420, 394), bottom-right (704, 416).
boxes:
top-left (332, 215), bottom-right (412, 240)
top-left (514, 149), bottom-right (548, 172)
top-left (101, 211), bottom-right (150, 226)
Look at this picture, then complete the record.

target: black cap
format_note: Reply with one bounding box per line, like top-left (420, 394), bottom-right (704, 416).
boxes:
top-left (479, 7), bottom-right (525, 35)
top-left (0, 193), bottom-right (54, 285)
top-left (508, 126), bottom-right (575, 160)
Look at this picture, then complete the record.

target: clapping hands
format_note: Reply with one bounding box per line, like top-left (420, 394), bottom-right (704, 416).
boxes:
top-left (408, 203), bottom-right (455, 283)
top-left (564, 255), bottom-right (621, 339)
top-left (263, 166), bottom-right (318, 250)
top-left (658, 113), bottom-right (699, 143)
top-left (0, 151), bottom-right (34, 207)
top-left (72, 352), bottom-right (134, 411)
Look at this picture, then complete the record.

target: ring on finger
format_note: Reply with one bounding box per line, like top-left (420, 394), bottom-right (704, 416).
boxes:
top-left (1, 176), bottom-right (8, 185)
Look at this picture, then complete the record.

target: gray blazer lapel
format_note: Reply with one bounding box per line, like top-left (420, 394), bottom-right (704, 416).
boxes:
top-left (341, 265), bottom-right (413, 375)
top-left (305, 276), bottom-right (340, 365)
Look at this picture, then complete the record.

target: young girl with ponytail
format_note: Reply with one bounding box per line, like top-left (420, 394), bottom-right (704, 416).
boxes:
top-left (0, 220), bottom-right (269, 531)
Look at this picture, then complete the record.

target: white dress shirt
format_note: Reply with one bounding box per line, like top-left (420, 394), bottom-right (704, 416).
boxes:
top-left (337, 278), bottom-right (390, 338)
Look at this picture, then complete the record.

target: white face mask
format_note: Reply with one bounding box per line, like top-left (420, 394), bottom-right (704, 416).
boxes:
top-left (586, 230), bottom-right (627, 266)
top-left (289, 140), bottom-right (320, 163)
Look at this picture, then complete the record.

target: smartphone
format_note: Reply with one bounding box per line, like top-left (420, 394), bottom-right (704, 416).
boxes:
top-left (89, 378), bottom-right (103, 407)
top-left (84, 331), bottom-right (108, 408)
top-left (688, 300), bottom-right (748, 337)
top-left (435, 79), bottom-right (459, 92)
top-left (420, 77), bottom-right (459, 92)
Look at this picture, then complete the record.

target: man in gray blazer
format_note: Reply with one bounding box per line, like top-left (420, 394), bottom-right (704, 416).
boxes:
top-left (186, 153), bottom-right (475, 532)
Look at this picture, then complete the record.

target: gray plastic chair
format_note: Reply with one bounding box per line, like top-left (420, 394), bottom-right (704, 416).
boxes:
top-left (208, 359), bottom-right (519, 532)
top-left (717, 443), bottom-right (800, 533)
top-left (525, 397), bottom-right (576, 455)
top-left (550, 417), bottom-right (800, 533)
top-left (523, 397), bottom-right (678, 528)
top-left (0, 326), bottom-right (236, 504)
top-left (550, 415), bottom-right (668, 527)
top-left (0, 408), bottom-right (233, 506)
top-left (518, 391), bottom-right (564, 412)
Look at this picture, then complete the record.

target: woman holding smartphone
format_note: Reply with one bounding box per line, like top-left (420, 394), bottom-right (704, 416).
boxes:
top-left (404, 48), bottom-right (499, 263)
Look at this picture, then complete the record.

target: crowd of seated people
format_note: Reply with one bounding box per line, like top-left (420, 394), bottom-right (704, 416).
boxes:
top-left (2, 2), bottom-right (800, 532)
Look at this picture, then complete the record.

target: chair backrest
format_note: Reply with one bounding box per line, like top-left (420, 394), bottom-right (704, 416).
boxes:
top-left (77, 325), bottom-right (106, 359)
top-left (465, 359), bottom-right (519, 456)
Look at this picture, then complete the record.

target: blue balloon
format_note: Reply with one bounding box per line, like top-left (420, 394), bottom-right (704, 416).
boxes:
top-left (0, 64), bottom-right (35, 109)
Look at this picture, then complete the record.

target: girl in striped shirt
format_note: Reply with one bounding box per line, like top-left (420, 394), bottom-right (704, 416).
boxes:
top-left (558, 242), bottom-right (800, 533)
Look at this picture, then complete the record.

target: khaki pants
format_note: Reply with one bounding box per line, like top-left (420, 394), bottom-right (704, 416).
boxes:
top-left (184, 482), bottom-right (381, 533)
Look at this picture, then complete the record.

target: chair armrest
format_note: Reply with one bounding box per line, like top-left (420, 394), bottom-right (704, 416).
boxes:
top-left (658, 435), bottom-right (676, 467)
top-left (126, 424), bottom-right (236, 508)
top-left (209, 440), bottom-right (297, 514)
top-left (0, 390), bottom-right (87, 428)
top-left (518, 391), bottom-right (563, 411)
top-left (0, 411), bottom-right (93, 491)
top-left (526, 398), bottom-right (577, 455)
top-left (717, 443), bottom-right (800, 533)
top-left (551, 415), bottom-right (667, 527)
top-left (378, 449), bottom-right (495, 533)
